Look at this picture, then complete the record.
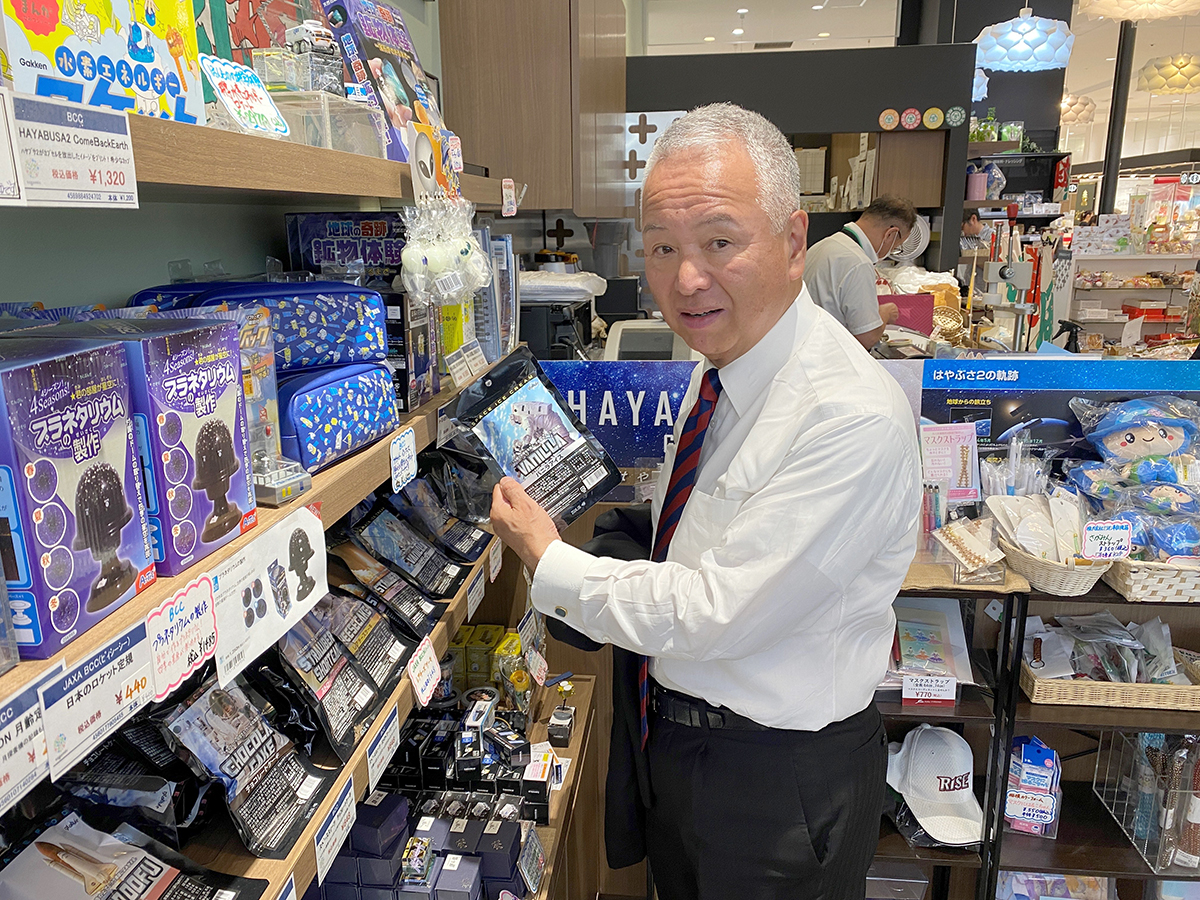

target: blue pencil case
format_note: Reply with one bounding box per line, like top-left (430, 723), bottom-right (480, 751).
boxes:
top-left (128, 283), bottom-right (207, 309)
top-left (188, 281), bottom-right (388, 372)
top-left (277, 363), bottom-right (398, 472)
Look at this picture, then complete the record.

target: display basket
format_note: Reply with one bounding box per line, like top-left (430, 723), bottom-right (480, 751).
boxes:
top-left (999, 539), bottom-right (1111, 597)
top-left (1103, 558), bottom-right (1200, 603)
top-left (1093, 729), bottom-right (1200, 875)
top-left (1021, 651), bottom-right (1200, 711)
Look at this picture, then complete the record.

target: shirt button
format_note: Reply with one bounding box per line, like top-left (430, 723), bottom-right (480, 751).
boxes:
top-left (554, 606), bottom-right (568, 618)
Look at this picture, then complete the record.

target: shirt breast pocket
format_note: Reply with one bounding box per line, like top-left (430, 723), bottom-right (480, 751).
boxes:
top-left (666, 490), bottom-right (743, 566)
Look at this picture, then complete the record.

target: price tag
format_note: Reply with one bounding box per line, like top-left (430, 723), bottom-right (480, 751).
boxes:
top-left (9, 93), bottom-right (137, 208)
top-left (462, 340), bottom-right (489, 376)
top-left (517, 609), bottom-right (538, 655)
top-left (146, 573), bottom-right (217, 701)
top-left (0, 662), bottom-right (64, 816)
top-left (407, 635), bottom-right (440, 707)
top-left (0, 90), bottom-right (25, 205)
top-left (390, 427), bottom-right (418, 493)
top-left (1083, 520), bottom-right (1133, 560)
top-left (445, 348), bottom-right (474, 388)
top-left (502, 178), bottom-right (517, 217)
top-left (448, 134), bottom-right (464, 172)
top-left (276, 876), bottom-right (296, 900)
top-left (435, 271), bottom-right (465, 296)
top-left (902, 674), bottom-right (957, 708)
top-left (436, 403), bottom-right (458, 448)
top-left (489, 540), bottom-right (503, 582)
top-left (367, 703), bottom-right (401, 792)
top-left (39, 622), bottom-right (153, 779)
top-left (314, 776), bottom-right (356, 884)
top-left (467, 571), bottom-right (486, 620)
top-left (526, 649), bottom-right (548, 686)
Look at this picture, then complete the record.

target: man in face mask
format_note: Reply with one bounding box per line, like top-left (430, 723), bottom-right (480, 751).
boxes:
top-left (804, 195), bottom-right (916, 350)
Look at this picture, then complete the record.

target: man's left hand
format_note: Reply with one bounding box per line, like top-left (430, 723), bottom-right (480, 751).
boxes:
top-left (490, 477), bottom-right (561, 571)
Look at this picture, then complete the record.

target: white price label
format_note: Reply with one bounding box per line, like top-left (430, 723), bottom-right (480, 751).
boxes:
top-left (314, 776), bottom-right (356, 884)
top-left (390, 427), bottom-right (418, 493)
top-left (10, 93), bottom-right (137, 208)
top-left (901, 674), bottom-right (956, 708)
top-left (526, 649), bottom-right (548, 686)
top-left (0, 90), bottom-right (25, 205)
top-left (39, 622), bottom-right (153, 779)
top-left (445, 348), bottom-right (474, 388)
top-left (0, 662), bottom-right (64, 816)
top-left (435, 271), bottom-right (465, 295)
top-left (1083, 520), bottom-right (1133, 560)
top-left (462, 340), bottom-right (489, 376)
top-left (467, 571), bottom-right (486, 620)
top-left (489, 540), bottom-right (503, 582)
top-left (502, 178), bottom-right (517, 217)
top-left (367, 703), bottom-right (401, 792)
top-left (146, 573), bottom-right (217, 701)
top-left (276, 876), bottom-right (296, 900)
top-left (407, 635), bottom-right (440, 707)
top-left (436, 403), bottom-right (457, 448)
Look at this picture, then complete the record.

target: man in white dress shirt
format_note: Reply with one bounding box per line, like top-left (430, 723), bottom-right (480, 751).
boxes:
top-left (490, 103), bottom-right (921, 900)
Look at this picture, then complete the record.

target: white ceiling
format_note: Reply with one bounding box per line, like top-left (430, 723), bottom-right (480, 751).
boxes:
top-left (644, 0), bottom-right (899, 55)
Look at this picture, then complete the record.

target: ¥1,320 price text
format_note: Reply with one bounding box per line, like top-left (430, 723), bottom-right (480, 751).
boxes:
top-left (89, 169), bottom-right (127, 187)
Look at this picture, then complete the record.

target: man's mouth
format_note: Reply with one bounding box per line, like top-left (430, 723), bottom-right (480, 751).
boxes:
top-left (680, 308), bottom-right (722, 321)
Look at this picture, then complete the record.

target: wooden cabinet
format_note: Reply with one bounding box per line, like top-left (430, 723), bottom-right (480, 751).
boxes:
top-left (439, 0), bottom-right (626, 216)
top-left (875, 130), bottom-right (946, 207)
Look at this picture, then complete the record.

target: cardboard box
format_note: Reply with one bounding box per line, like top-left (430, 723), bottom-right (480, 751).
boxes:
top-left (285, 212), bottom-right (406, 283)
top-left (355, 829), bottom-right (412, 886)
top-left (466, 625), bottom-right (506, 688)
top-left (0, 339), bottom-right (156, 658)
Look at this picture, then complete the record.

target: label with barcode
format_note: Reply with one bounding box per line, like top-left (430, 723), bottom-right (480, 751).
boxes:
top-left (298, 774), bottom-right (322, 800)
top-left (435, 271), bottom-right (465, 295)
top-left (366, 790), bottom-right (386, 807)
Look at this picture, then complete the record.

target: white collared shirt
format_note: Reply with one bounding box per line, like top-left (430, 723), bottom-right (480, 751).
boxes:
top-left (804, 224), bottom-right (883, 337)
top-left (531, 286), bottom-right (922, 731)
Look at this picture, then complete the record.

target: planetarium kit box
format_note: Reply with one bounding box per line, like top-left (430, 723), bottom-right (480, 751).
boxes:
top-left (49, 319), bottom-right (256, 576)
top-left (0, 338), bottom-right (155, 659)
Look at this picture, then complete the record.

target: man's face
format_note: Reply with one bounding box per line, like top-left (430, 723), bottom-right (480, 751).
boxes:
top-left (641, 143), bottom-right (806, 367)
top-left (963, 215), bottom-right (983, 237)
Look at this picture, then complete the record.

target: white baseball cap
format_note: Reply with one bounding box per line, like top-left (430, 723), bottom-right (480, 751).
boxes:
top-left (887, 723), bottom-right (983, 846)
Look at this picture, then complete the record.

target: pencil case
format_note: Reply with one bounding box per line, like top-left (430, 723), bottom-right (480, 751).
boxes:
top-left (277, 362), bottom-right (398, 472)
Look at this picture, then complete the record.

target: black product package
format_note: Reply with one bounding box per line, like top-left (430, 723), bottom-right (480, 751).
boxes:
top-left (0, 809), bottom-right (268, 900)
top-left (56, 737), bottom-right (212, 851)
top-left (278, 615), bottom-right (381, 762)
top-left (353, 503), bottom-right (468, 599)
top-left (418, 447), bottom-right (499, 524)
top-left (310, 591), bottom-right (411, 694)
top-left (161, 676), bottom-right (330, 858)
top-left (326, 554), bottom-right (439, 642)
top-left (447, 346), bottom-right (621, 525)
top-left (388, 478), bottom-right (491, 563)
top-left (884, 791), bottom-right (980, 852)
top-left (240, 660), bottom-right (322, 758)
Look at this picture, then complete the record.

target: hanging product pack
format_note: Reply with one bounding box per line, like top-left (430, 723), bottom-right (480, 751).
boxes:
top-left (388, 477), bottom-right (491, 562)
top-left (310, 590), bottom-right (411, 694)
top-left (353, 502), bottom-right (469, 599)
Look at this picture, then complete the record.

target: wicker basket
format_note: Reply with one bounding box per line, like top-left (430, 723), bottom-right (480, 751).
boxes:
top-left (999, 539), bottom-right (1112, 597)
top-left (1103, 557), bottom-right (1200, 603)
top-left (1020, 650), bottom-right (1200, 710)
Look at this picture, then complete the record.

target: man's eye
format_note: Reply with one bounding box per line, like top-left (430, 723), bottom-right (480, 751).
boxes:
top-left (710, 239), bottom-right (731, 250)
top-left (653, 245), bottom-right (674, 257)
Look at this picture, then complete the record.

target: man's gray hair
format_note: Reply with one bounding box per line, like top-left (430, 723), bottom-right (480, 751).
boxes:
top-left (644, 102), bottom-right (801, 234)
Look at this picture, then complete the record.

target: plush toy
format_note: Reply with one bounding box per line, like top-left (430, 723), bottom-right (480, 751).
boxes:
top-left (1075, 396), bottom-right (1200, 484)
top-left (1126, 483), bottom-right (1200, 516)
top-left (1066, 460), bottom-right (1123, 502)
top-left (1148, 517), bottom-right (1200, 562)
top-left (1110, 508), bottom-right (1154, 560)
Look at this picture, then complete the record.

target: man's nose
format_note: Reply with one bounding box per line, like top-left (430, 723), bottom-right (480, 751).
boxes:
top-left (676, 255), bottom-right (710, 295)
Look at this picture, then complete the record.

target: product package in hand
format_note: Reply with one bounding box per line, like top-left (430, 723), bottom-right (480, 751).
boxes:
top-left (388, 477), bottom-right (492, 562)
top-left (0, 809), bottom-right (268, 900)
top-left (160, 675), bottom-right (330, 858)
top-left (277, 614), bottom-right (381, 762)
top-left (353, 502), bottom-right (469, 598)
top-left (446, 347), bottom-right (622, 526)
top-left (419, 447), bottom-right (499, 524)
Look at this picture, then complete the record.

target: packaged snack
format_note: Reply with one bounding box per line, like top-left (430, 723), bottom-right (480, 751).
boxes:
top-left (162, 676), bottom-right (329, 857)
top-left (354, 503), bottom-right (468, 599)
top-left (325, 547), bottom-right (438, 641)
top-left (389, 477), bottom-right (491, 562)
top-left (277, 614), bottom-right (380, 761)
top-left (447, 347), bottom-right (621, 526)
top-left (309, 591), bottom-right (410, 694)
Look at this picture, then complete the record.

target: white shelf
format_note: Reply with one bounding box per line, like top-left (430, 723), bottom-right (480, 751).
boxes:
top-left (1074, 254), bottom-right (1200, 261)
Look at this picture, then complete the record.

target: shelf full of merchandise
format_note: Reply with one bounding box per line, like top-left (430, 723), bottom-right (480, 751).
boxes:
top-left (1064, 254), bottom-right (1198, 344)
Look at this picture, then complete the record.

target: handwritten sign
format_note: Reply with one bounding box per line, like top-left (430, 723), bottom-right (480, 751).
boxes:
top-left (407, 635), bottom-right (440, 707)
top-left (199, 55), bottom-right (288, 137)
top-left (1083, 520), bottom-right (1133, 560)
top-left (146, 573), bottom-right (217, 701)
top-left (39, 622), bottom-right (153, 779)
top-left (902, 674), bottom-right (957, 708)
top-left (526, 649), bottom-right (548, 686)
top-left (502, 178), bottom-right (517, 217)
top-left (390, 427), bottom-right (417, 493)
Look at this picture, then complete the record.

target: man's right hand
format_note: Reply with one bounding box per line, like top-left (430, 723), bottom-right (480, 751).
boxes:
top-left (880, 302), bottom-right (899, 326)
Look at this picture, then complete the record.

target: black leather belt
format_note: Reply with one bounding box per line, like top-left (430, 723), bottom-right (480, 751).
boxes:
top-left (649, 680), bottom-right (770, 731)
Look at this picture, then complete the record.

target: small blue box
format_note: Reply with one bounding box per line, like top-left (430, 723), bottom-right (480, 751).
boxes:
top-left (434, 855), bottom-right (482, 900)
top-left (482, 866), bottom-right (524, 900)
top-left (327, 855), bottom-right (359, 886)
top-left (354, 828), bottom-right (410, 887)
top-left (412, 816), bottom-right (451, 853)
top-left (359, 888), bottom-right (392, 900)
top-left (476, 821), bottom-right (520, 880)
top-left (445, 819), bottom-right (483, 857)
top-left (352, 792), bottom-right (410, 857)
top-left (397, 857), bottom-right (443, 900)
top-left (323, 883), bottom-right (359, 900)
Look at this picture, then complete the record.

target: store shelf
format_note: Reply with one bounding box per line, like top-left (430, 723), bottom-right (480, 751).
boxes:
top-left (902, 562), bottom-right (1031, 600)
top-left (181, 532), bottom-right (503, 899)
top-left (875, 683), bottom-right (995, 723)
top-left (964, 200), bottom-right (1014, 209)
top-left (998, 782), bottom-right (1181, 879)
top-left (0, 379), bottom-right (458, 708)
top-left (968, 141), bottom-right (1022, 157)
top-left (128, 116), bottom-right (520, 207)
top-left (1074, 255), bottom-right (1200, 262)
top-left (1016, 699), bottom-right (1200, 733)
top-left (1075, 287), bottom-right (1186, 292)
top-left (876, 817), bottom-right (982, 868)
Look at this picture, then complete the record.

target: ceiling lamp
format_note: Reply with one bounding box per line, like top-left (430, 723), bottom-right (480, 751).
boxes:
top-left (1079, 0), bottom-right (1200, 19)
top-left (973, 68), bottom-right (989, 101)
top-left (974, 7), bottom-right (1075, 72)
top-left (1137, 53), bottom-right (1200, 93)
top-left (1061, 93), bottom-right (1097, 124)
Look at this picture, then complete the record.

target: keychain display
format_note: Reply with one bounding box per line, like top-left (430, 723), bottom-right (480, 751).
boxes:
top-left (277, 614), bottom-right (380, 762)
top-left (309, 591), bottom-right (411, 694)
top-left (161, 676), bottom-right (329, 858)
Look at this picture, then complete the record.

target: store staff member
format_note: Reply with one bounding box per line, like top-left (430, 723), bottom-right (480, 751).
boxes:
top-left (961, 211), bottom-right (993, 252)
top-left (489, 103), bottom-right (921, 900)
top-left (804, 196), bottom-right (916, 349)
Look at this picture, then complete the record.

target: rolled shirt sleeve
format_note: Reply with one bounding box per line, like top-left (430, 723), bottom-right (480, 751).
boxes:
top-left (837, 261), bottom-right (884, 337)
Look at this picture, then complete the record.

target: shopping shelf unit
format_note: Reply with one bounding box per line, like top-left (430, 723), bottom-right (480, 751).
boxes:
top-left (1065, 254), bottom-right (1198, 340)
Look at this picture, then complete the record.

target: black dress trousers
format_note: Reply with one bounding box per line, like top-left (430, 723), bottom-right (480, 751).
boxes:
top-left (646, 701), bottom-right (887, 900)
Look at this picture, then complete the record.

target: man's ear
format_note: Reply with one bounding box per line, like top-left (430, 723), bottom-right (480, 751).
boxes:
top-left (787, 209), bottom-right (808, 283)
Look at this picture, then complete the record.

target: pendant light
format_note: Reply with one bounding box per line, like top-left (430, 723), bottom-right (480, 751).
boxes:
top-left (1079, 0), bottom-right (1200, 19)
top-left (974, 6), bottom-right (1075, 72)
top-left (1061, 93), bottom-right (1097, 124)
top-left (1136, 53), bottom-right (1200, 92)
top-left (974, 68), bottom-right (989, 101)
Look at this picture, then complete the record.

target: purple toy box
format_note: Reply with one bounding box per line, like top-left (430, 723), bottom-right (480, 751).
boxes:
top-left (0, 338), bottom-right (156, 659)
top-left (49, 319), bottom-right (258, 576)
top-left (286, 212), bottom-right (406, 283)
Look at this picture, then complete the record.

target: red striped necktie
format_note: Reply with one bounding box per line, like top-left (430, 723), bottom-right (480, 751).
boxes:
top-left (640, 367), bottom-right (723, 749)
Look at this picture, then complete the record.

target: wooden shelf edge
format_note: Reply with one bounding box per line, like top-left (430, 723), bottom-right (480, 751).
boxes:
top-left (127, 117), bottom-right (520, 208)
top-left (968, 141), bottom-right (1021, 158)
top-left (182, 534), bottom-right (502, 895)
